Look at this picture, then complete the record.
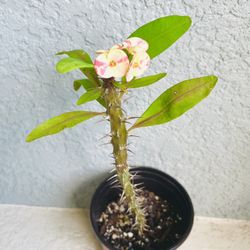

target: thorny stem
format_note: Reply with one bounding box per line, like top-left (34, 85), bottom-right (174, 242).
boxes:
top-left (103, 78), bottom-right (146, 234)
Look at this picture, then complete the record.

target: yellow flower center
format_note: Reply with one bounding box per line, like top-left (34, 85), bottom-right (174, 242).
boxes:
top-left (109, 60), bottom-right (117, 67)
top-left (133, 62), bottom-right (139, 68)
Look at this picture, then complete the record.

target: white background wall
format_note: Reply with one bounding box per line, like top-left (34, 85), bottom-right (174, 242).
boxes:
top-left (0, 0), bottom-right (249, 219)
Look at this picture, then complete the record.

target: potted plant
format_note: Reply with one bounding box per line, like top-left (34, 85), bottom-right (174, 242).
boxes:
top-left (26, 15), bottom-right (217, 250)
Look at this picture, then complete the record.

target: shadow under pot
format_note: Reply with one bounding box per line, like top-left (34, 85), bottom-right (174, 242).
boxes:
top-left (90, 167), bottom-right (194, 250)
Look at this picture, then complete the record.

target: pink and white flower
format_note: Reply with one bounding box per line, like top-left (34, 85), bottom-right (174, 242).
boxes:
top-left (94, 49), bottom-right (129, 78)
top-left (94, 37), bottom-right (150, 81)
top-left (126, 51), bottom-right (150, 82)
top-left (122, 37), bottom-right (149, 54)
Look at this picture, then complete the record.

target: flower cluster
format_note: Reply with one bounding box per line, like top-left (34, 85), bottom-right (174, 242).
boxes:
top-left (94, 37), bottom-right (150, 82)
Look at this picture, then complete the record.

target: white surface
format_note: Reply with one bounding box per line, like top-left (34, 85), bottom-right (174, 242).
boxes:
top-left (0, 0), bottom-right (250, 220)
top-left (0, 205), bottom-right (249, 250)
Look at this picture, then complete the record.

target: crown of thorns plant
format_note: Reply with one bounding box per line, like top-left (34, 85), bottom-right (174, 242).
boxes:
top-left (26, 16), bottom-right (217, 234)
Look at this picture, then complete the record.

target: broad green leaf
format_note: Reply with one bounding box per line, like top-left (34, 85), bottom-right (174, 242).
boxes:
top-left (56, 50), bottom-right (100, 86)
top-left (57, 50), bottom-right (106, 108)
top-left (73, 79), bottom-right (92, 91)
top-left (77, 88), bottom-right (102, 105)
top-left (56, 50), bottom-right (92, 63)
top-left (121, 73), bottom-right (167, 89)
top-left (74, 79), bottom-right (106, 107)
top-left (56, 57), bottom-right (93, 74)
top-left (129, 15), bottom-right (191, 59)
top-left (130, 75), bottom-right (218, 130)
top-left (26, 111), bottom-right (104, 142)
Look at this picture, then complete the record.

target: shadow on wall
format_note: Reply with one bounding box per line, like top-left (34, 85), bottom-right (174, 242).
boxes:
top-left (73, 170), bottom-right (111, 208)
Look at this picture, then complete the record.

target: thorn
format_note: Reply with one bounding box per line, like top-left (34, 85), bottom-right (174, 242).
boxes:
top-left (129, 134), bottom-right (140, 138)
top-left (119, 192), bottom-right (126, 203)
top-left (113, 184), bottom-right (122, 190)
top-left (95, 118), bottom-right (107, 124)
top-left (110, 179), bottom-right (119, 186)
top-left (136, 187), bottom-right (145, 193)
top-left (123, 95), bottom-right (134, 103)
top-left (109, 168), bottom-right (116, 173)
top-left (98, 133), bottom-right (111, 140)
top-left (133, 183), bottom-right (144, 188)
top-left (127, 148), bottom-right (135, 154)
top-left (126, 116), bottom-right (140, 120)
top-left (98, 141), bottom-right (111, 146)
top-left (130, 172), bottom-right (138, 179)
top-left (107, 174), bottom-right (117, 182)
top-left (122, 108), bottom-right (127, 115)
top-left (123, 120), bottom-right (132, 125)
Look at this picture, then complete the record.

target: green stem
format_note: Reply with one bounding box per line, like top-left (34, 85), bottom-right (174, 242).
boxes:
top-left (103, 78), bottom-right (146, 234)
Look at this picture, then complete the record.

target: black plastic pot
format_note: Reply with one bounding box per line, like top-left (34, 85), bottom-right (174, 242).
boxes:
top-left (90, 167), bottom-right (194, 250)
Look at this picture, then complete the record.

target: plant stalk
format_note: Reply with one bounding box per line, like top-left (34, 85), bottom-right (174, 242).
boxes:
top-left (103, 78), bottom-right (146, 234)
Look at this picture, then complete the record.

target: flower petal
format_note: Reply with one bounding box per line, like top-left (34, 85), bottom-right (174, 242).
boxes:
top-left (108, 49), bottom-right (129, 77)
top-left (111, 44), bottom-right (123, 50)
top-left (108, 48), bottom-right (128, 62)
top-left (126, 71), bottom-right (134, 82)
top-left (126, 51), bottom-right (150, 82)
top-left (96, 49), bottom-right (109, 54)
top-left (94, 53), bottom-right (112, 78)
top-left (123, 37), bottom-right (149, 52)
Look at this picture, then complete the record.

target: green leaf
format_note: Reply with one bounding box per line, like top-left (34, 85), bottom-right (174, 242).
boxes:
top-left (74, 79), bottom-right (106, 107)
top-left (73, 80), bottom-right (81, 91)
top-left (129, 15), bottom-right (192, 59)
top-left (56, 57), bottom-right (93, 74)
top-left (26, 111), bottom-right (104, 142)
top-left (73, 79), bottom-right (92, 91)
top-left (56, 50), bottom-right (99, 85)
top-left (122, 73), bottom-right (167, 89)
top-left (56, 50), bottom-right (92, 63)
top-left (130, 75), bottom-right (218, 130)
top-left (77, 88), bottom-right (102, 105)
